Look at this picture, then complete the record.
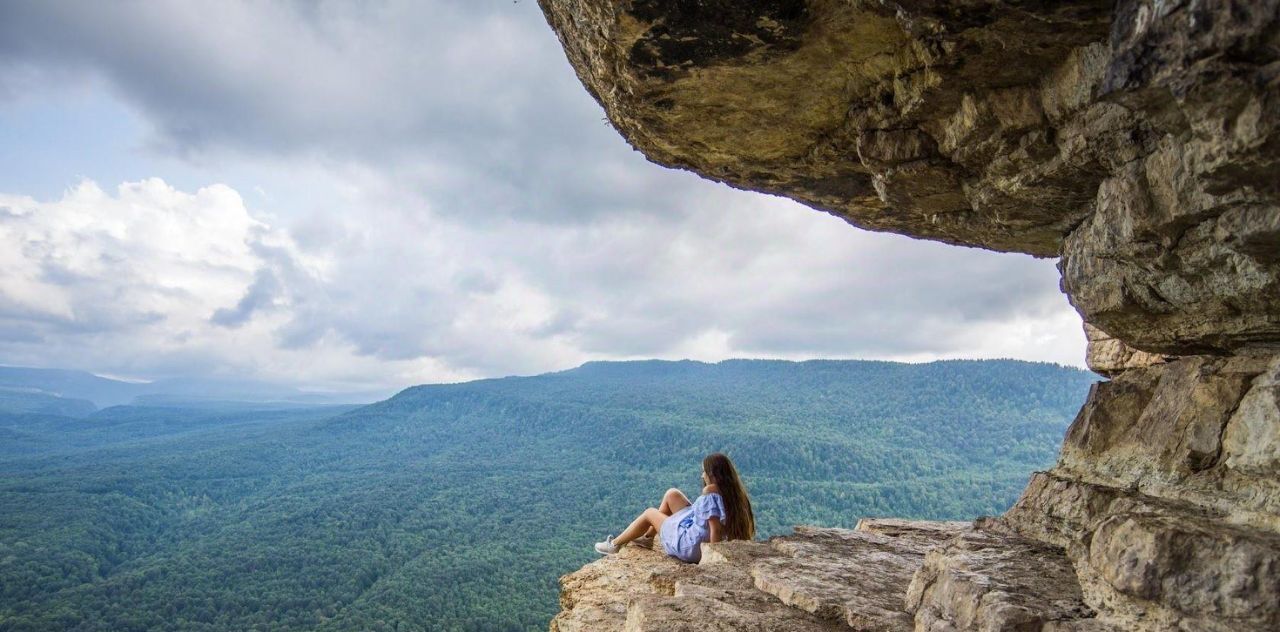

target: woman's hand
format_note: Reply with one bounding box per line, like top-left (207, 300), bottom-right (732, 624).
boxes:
top-left (708, 516), bottom-right (722, 543)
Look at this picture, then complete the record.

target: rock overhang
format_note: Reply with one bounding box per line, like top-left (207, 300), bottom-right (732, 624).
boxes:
top-left (538, 0), bottom-right (1280, 357)
top-left (538, 2), bottom-right (1280, 629)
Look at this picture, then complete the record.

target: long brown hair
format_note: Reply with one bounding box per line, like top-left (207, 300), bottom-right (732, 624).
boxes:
top-left (703, 452), bottom-right (755, 541)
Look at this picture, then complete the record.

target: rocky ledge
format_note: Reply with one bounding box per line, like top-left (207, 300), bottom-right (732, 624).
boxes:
top-left (552, 519), bottom-right (1113, 632)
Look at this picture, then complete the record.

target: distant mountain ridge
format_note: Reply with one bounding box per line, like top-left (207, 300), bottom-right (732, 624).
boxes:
top-left (0, 366), bottom-right (141, 408)
top-left (0, 365), bottom-right (386, 411)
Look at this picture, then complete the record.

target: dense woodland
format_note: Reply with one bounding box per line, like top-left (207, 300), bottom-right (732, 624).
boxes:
top-left (0, 359), bottom-right (1096, 631)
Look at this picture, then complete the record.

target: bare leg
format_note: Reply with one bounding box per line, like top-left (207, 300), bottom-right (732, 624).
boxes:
top-left (613, 508), bottom-right (668, 547)
top-left (645, 488), bottom-right (691, 537)
top-left (660, 488), bottom-right (692, 515)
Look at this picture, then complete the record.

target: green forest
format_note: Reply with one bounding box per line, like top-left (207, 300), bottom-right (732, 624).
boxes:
top-left (0, 359), bottom-right (1096, 631)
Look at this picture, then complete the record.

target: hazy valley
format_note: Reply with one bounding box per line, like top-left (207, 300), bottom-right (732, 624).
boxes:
top-left (0, 359), bottom-right (1093, 631)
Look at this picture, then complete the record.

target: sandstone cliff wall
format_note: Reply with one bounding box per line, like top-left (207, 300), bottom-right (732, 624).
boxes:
top-left (538, 1), bottom-right (1279, 629)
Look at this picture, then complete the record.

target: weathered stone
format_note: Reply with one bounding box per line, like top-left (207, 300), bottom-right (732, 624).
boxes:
top-left (1221, 355), bottom-right (1280, 478)
top-left (1060, 135), bottom-right (1280, 355)
top-left (1084, 323), bottom-right (1170, 377)
top-left (625, 592), bottom-right (841, 632)
top-left (852, 518), bottom-right (970, 543)
top-left (751, 523), bottom-right (966, 630)
top-left (551, 538), bottom-right (685, 632)
top-left (1049, 355), bottom-right (1280, 528)
top-left (905, 530), bottom-right (1098, 631)
top-left (1086, 509), bottom-right (1280, 630)
top-left (1059, 0), bottom-right (1280, 355)
top-left (681, 537), bottom-right (845, 630)
top-left (553, 533), bottom-right (850, 632)
top-left (553, 522), bottom-right (978, 631)
top-left (540, 0), bottom-right (1280, 354)
top-left (1004, 473), bottom-right (1280, 629)
top-left (1002, 356), bottom-right (1280, 631)
top-left (1001, 471), bottom-right (1126, 552)
top-left (539, 0), bottom-right (1113, 256)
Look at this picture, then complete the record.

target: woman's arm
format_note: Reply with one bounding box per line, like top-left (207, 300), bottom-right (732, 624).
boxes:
top-left (707, 516), bottom-right (722, 543)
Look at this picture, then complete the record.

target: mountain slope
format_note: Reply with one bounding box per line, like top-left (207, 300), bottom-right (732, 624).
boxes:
top-left (0, 365), bottom-right (386, 408)
top-left (0, 358), bottom-right (1095, 631)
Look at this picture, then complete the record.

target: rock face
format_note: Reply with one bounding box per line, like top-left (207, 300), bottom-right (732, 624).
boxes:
top-left (539, 0), bottom-right (1280, 355)
top-left (552, 520), bottom-right (1112, 632)
top-left (1083, 323), bottom-right (1170, 378)
top-left (539, 1), bottom-right (1279, 630)
top-left (550, 534), bottom-right (849, 632)
top-left (1003, 354), bottom-right (1280, 631)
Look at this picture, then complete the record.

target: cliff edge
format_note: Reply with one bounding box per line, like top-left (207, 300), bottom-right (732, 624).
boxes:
top-left (553, 519), bottom-right (1113, 632)
top-left (538, 1), bottom-right (1279, 630)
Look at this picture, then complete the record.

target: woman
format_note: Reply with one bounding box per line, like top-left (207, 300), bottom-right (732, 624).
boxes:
top-left (594, 452), bottom-right (755, 563)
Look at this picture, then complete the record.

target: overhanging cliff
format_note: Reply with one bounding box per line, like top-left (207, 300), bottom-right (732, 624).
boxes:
top-left (537, 1), bottom-right (1280, 630)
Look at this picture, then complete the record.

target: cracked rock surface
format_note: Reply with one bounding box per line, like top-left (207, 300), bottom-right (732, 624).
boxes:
top-left (552, 520), bottom-right (1109, 632)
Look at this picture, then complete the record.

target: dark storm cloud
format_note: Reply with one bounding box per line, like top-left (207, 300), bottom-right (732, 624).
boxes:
top-left (211, 269), bottom-right (281, 328)
top-left (0, 0), bottom-right (694, 224)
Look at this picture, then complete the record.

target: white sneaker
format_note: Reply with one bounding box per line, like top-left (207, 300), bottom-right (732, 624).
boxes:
top-left (594, 535), bottom-right (620, 555)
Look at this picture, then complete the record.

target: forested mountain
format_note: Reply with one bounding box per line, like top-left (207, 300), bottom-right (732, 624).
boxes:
top-left (0, 365), bottom-right (389, 409)
top-left (0, 359), bottom-right (1096, 631)
top-left (0, 389), bottom-right (96, 418)
top-left (0, 366), bottom-right (143, 408)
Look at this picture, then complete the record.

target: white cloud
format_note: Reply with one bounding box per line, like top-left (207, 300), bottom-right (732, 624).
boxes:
top-left (0, 2), bottom-right (1089, 391)
top-left (0, 178), bottom-right (472, 390)
top-left (0, 179), bottom-right (260, 324)
top-left (0, 175), bottom-right (1085, 391)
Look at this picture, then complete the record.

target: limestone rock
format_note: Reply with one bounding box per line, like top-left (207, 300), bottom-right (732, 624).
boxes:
top-left (1007, 477), bottom-right (1280, 631)
top-left (624, 593), bottom-right (836, 632)
top-left (538, 0), bottom-right (1111, 256)
top-left (539, 0), bottom-right (1280, 354)
top-left (551, 538), bottom-right (685, 632)
top-left (1083, 323), bottom-right (1170, 377)
top-left (851, 518), bottom-right (970, 543)
top-left (553, 521), bottom-right (977, 632)
top-left (1060, 134), bottom-right (1280, 355)
top-left (750, 523), bottom-right (964, 630)
top-left (1087, 508), bottom-right (1280, 631)
top-left (1003, 355), bottom-right (1280, 631)
top-left (1056, 355), bottom-right (1280, 527)
top-left (551, 520), bottom-right (1121, 631)
top-left (1060, 0), bottom-right (1280, 355)
top-left (1001, 472), bottom-right (1125, 553)
top-left (905, 530), bottom-right (1100, 631)
top-left (551, 534), bottom-right (847, 632)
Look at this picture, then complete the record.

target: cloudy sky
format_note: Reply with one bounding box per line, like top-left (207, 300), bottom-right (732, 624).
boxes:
top-left (0, 1), bottom-right (1085, 394)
